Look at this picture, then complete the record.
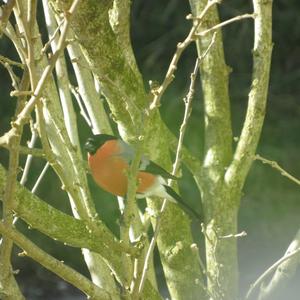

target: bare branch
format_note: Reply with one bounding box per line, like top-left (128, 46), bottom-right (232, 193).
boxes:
top-left (219, 231), bottom-right (247, 239)
top-left (225, 0), bottom-right (273, 189)
top-left (245, 247), bottom-right (300, 299)
top-left (42, 0), bottom-right (80, 147)
top-left (0, 69), bottom-right (30, 298)
top-left (255, 154), bottom-right (300, 187)
top-left (149, 0), bottom-right (220, 110)
top-left (120, 138), bottom-right (144, 291)
top-left (19, 127), bottom-right (38, 185)
top-left (0, 222), bottom-right (113, 300)
top-left (0, 163), bottom-right (138, 274)
top-left (2, 61), bottom-right (20, 90)
top-left (138, 31), bottom-right (217, 294)
top-left (0, 1), bottom-right (85, 294)
top-left (69, 84), bottom-right (92, 127)
top-left (257, 229), bottom-right (300, 300)
top-left (139, 56), bottom-right (202, 294)
top-left (3, 20), bottom-right (27, 64)
top-left (0, 0), bottom-right (16, 36)
top-left (31, 162), bottom-right (49, 194)
top-left (67, 41), bottom-right (112, 134)
top-left (0, 54), bottom-right (24, 68)
top-left (9, 0), bottom-right (81, 132)
top-left (197, 13), bottom-right (254, 37)
top-left (41, 19), bottom-right (64, 54)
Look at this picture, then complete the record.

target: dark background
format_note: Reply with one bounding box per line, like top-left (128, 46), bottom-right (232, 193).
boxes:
top-left (1, 0), bottom-right (300, 299)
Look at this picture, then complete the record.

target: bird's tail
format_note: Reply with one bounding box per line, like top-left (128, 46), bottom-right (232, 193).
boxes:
top-left (163, 185), bottom-right (202, 221)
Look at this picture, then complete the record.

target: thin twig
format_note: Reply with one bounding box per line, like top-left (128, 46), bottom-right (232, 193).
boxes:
top-left (245, 247), bottom-right (300, 299)
top-left (0, 69), bottom-right (28, 295)
top-left (0, 129), bottom-right (42, 246)
top-left (20, 128), bottom-right (38, 185)
top-left (255, 154), bottom-right (300, 187)
top-left (0, 221), bottom-right (112, 300)
top-left (149, 0), bottom-right (220, 110)
top-left (69, 84), bottom-right (92, 127)
top-left (8, 0), bottom-right (81, 132)
top-left (3, 20), bottom-right (27, 64)
top-left (122, 136), bottom-right (146, 294)
top-left (10, 90), bottom-right (33, 97)
top-left (197, 13), bottom-right (254, 37)
top-left (36, 100), bottom-right (86, 216)
top-left (219, 231), bottom-right (247, 239)
top-left (0, 32), bottom-right (32, 288)
top-left (67, 39), bottom-right (112, 134)
top-left (27, 0), bottom-right (37, 38)
top-left (18, 146), bottom-right (44, 157)
top-left (41, 19), bottom-right (64, 54)
top-left (0, 4), bottom-right (89, 287)
top-left (138, 56), bottom-right (202, 294)
top-left (2, 62), bottom-right (20, 90)
top-left (43, 0), bottom-right (81, 147)
top-left (0, 0), bottom-right (16, 35)
top-left (14, 0), bottom-right (38, 87)
top-left (31, 162), bottom-right (50, 194)
top-left (138, 31), bottom-right (217, 294)
top-left (257, 229), bottom-right (300, 300)
top-left (0, 54), bottom-right (24, 68)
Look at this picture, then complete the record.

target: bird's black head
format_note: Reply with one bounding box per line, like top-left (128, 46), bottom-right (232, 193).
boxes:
top-left (84, 134), bottom-right (117, 155)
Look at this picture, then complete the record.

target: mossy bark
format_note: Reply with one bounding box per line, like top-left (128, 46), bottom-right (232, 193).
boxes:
top-left (0, 163), bottom-right (163, 299)
top-left (188, 1), bottom-right (238, 298)
top-left (189, 1), bottom-right (273, 299)
top-left (50, 0), bottom-right (206, 298)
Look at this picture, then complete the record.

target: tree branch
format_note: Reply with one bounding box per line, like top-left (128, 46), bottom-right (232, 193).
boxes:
top-left (245, 237), bottom-right (300, 299)
top-left (257, 229), bottom-right (300, 300)
top-left (50, 1), bottom-right (206, 298)
top-left (149, 0), bottom-right (220, 110)
top-left (67, 38), bottom-right (112, 134)
top-left (139, 57), bottom-right (203, 295)
top-left (0, 163), bottom-right (136, 283)
top-left (0, 164), bottom-right (160, 298)
top-left (225, 0), bottom-right (273, 189)
top-left (255, 154), bottom-right (300, 186)
top-left (10, 0), bottom-right (80, 131)
top-left (0, 0), bottom-right (16, 36)
top-left (0, 68), bottom-right (29, 300)
top-left (197, 13), bottom-right (254, 37)
top-left (0, 222), bottom-right (113, 300)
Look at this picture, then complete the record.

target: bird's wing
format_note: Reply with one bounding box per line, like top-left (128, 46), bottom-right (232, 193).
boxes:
top-left (139, 158), bottom-right (178, 180)
top-left (117, 140), bottom-right (136, 162)
top-left (118, 140), bottom-right (178, 180)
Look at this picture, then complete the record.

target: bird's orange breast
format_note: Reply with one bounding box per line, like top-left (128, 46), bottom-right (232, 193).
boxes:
top-left (88, 140), bottom-right (156, 197)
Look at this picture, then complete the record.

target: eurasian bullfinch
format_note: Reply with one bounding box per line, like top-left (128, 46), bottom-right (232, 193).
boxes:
top-left (84, 134), bottom-right (201, 220)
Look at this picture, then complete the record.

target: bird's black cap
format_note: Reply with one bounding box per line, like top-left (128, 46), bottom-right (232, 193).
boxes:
top-left (84, 134), bottom-right (117, 155)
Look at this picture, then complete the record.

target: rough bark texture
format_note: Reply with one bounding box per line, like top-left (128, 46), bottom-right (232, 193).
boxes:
top-left (0, 163), bottom-right (163, 299)
top-left (13, 0), bottom-right (120, 292)
top-left (49, 0), bottom-right (206, 298)
top-left (189, 1), bottom-right (238, 299)
top-left (189, 0), bottom-right (273, 299)
top-left (225, 0), bottom-right (273, 190)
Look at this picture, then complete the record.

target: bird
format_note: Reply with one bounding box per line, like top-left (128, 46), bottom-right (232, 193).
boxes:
top-left (84, 134), bottom-right (201, 220)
